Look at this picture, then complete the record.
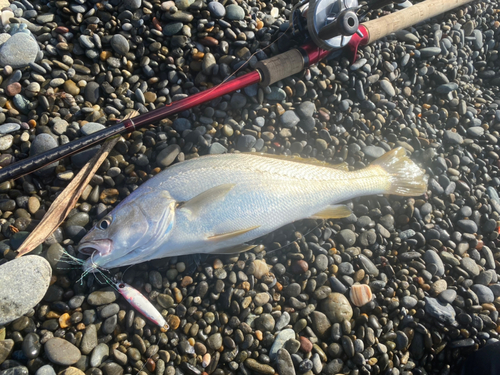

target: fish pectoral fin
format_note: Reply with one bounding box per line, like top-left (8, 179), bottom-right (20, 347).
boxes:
top-left (179, 183), bottom-right (236, 216)
top-left (311, 205), bottom-right (352, 219)
top-left (212, 244), bottom-right (257, 254)
top-left (208, 225), bottom-right (260, 242)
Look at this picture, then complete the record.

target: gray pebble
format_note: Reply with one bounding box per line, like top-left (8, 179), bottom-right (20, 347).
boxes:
top-left (423, 249), bottom-right (445, 277)
top-left (379, 80), bottom-right (395, 97)
top-left (156, 144), bottom-right (181, 167)
top-left (270, 329), bottom-right (295, 360)
top-left (85, 82), bottom-right (100, 104)
top-left (419, 46), bottom-right (442, 58)
top-left (44, 337), bottom-right (81, 365)
top-left (471, 284), bottom-right (494, 303)
top-left (110, 34), bottom-right (129, 55)
top-left (0, 256), bottom-right (51, 325)
top-left (0, 123), bottom-right (20, 135)
top-left (90, 343), bottom-right (109, 367)
top-left (226, 4), bottom-right (245, 20)
top-left (123, 0), bottom-right (142, 10)
top-left (0, 32), bottom-right (38, 68)
top-left (363, 145), bottom-right (385, 159)
top-left (460, 257), bottom-right (479, 277)
top-left (208, 1), bottom-right (225, 18)
top-left (424, 297), bottom-right (455, 324)
top-left (438, 289), bottom-right (457, 304)
top-left (443, 130), bottom-right (463, 145)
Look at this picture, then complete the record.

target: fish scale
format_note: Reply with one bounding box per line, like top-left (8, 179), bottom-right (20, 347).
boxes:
top-left (79, 147), bottom-right (428, 270)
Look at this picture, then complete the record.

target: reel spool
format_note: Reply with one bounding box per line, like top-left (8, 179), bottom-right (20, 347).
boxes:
top-left (306, 0), bottom-right (360, 51)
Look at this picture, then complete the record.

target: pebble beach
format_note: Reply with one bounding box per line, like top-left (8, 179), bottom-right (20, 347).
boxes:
top-left (0, 0), bottom-right (499, 374)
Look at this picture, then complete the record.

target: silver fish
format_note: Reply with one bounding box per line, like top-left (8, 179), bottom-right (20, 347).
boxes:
top-left (78, 147), bottom-right (427, 270)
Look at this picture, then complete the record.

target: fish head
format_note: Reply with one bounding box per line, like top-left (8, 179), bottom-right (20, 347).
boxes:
top-left (78, 189), bottom-right (176, 270)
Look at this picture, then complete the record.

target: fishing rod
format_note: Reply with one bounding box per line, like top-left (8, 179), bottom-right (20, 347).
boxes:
top-left (0, 0), bottom-right (473, 183)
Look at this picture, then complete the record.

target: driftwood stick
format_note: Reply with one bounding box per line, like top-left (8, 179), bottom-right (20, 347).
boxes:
top-left (15, 111), bottom-right (139, 257)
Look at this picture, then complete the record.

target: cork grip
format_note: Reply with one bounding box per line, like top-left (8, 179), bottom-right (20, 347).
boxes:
top-left (255, 49), bottom-right (305, 87)
top-left (362, 0), bottom-right (473, 44)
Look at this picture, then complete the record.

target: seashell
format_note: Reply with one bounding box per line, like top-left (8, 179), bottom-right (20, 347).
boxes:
top-left (350, 284), bottom-right (372, 307)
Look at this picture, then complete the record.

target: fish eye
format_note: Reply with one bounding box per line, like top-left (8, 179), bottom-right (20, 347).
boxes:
top-left (98, 217), bottom-right (112, 230)
top-left (119, 283), bottom-right (125, 288)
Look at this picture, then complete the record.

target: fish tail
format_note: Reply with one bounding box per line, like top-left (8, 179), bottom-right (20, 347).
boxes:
top-left (370, 147), bottom-right (428, 196)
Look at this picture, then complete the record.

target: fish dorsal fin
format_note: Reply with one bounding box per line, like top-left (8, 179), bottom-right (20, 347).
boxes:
top-left (249, 153), bottom-right (349, 171)
top-left (311, 204), bottom-right (352, 219)
top-left (208, 225), bottom-right (260, 242)
top-left (179, 183), bottom-right (236, 216)
top-left (212, 244), bottom-right (257, 254)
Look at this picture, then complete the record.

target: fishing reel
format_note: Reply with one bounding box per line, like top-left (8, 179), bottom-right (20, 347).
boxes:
top-left (291, 0), bottom-right (412, 51)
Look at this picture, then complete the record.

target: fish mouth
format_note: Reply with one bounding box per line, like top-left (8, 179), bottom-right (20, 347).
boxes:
top-left (78, 239), bottom-right (113, 257)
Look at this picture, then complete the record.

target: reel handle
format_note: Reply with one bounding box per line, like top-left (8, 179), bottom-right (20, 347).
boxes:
top-left (318, 9), bottom-right (359, 40)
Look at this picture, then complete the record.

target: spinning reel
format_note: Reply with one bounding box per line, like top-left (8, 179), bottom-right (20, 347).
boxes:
top-left (291, 0), bottom-right (412, 51)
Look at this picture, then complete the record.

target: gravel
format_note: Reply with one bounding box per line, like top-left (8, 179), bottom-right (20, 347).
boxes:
top-left (0, 0), bottom-right (499, 374)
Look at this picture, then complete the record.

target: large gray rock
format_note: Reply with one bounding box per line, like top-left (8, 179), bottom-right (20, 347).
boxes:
top-left (0, 256), bottom-right (52, 325)
top-left (0, 32), bottom-right (39, 68)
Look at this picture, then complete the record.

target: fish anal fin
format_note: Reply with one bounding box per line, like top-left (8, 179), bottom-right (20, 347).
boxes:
top-left (212, 244), bottom-right (257, 254)
top-left (248, 153), bottom-right (349, 170)
top-left (208, 225), bottom-right (260, 242)
top-left (311, 205), bottom-right (352, 219)
top-left (179, 183), bottom-right (236, 216)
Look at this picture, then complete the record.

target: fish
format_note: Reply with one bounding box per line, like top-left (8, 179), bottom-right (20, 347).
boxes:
top-left (115, 281), bottom-right (169, 331)
top-left (78, 147), bottom-right (427, 271)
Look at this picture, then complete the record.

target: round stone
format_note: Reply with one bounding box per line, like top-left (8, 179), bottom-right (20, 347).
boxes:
top-left (226, 4), bottom-right (245, 20)
top-left (44, 338), bottom-right (81, 365)
top-left (0, 256), bottom-right (52, 325)
top-left (321, 293), bottom-right (353, 323)
top-left (87, 290), bottom-right (118, 306)
top-left (0, 123), bottom-right (20, 135)
top-left (81, 122), bottom-right (106, 136)
top-left (379, 80), bottom-right (395, 97)
top-left (0, 32), bottom-right (39, 68)
top-left (64, 80), bottom-right (80, 95)
top-left (110, 34), bottom-right (130, 55)
top-left (297, 101), bottom-right (315, 118)
top-left (230, 92), bottom-right (247, 109)
top-left (471, 284), bottom-right (494, 304)
top-left (207, 333), bottom-right (222, 350)
top-left (84, 82), bottom-right (100, 104)
top-left (281, 110), bottom-right (300, 128)
top-left (5, 82), bottom-right (21, 96)
top-left (156, 144), bottom-right (181, 167)
top-left (208, 1), bottom-right (225, 18)
top-left (173, 118), bottom-right (191, 132)
top-left (22, 332), bottom-right (41, 359)
top-left (123, 0), bottom-right (142, 10)
top-left (0, 135), bottom-right (13, 151)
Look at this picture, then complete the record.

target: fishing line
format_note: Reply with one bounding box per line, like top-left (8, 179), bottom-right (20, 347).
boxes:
top-left (120, 264), bottom-right (135, 283)
top-left (135, 13), bottom-right (296, 126)
top-left (136, 331), bottom-right (164, 374)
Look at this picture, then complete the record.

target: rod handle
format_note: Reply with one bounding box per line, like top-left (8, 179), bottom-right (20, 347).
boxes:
top-left (362, 0), bottom-right (474, 44)
top-left (256, 49), bottom-right (305, 86)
